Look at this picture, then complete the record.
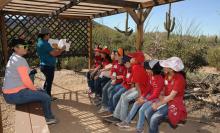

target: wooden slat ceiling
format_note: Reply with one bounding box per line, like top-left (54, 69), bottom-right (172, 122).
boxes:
top-left (0, 0), bottom-right (183, 19)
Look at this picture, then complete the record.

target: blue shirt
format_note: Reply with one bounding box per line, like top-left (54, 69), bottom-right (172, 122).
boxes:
top-left (36, 38), bottom-right (56, 67)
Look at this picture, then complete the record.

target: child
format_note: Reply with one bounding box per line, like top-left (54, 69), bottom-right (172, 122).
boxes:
top-left (145, 57), bottom-right (187, 133)
top-left (105, 51), bottom-right (149, 123)
top-left (86, 45), bottom-right (102, 96)
top-left (98, 48), bottom-right (125, 112)
top-left (117, 60), bottom-right (164, 132)
top-left (100, 55), bottom-right (130, 117)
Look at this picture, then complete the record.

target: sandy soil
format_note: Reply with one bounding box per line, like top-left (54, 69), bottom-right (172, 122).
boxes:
top-left (34, 69), bottom-right (220, 133)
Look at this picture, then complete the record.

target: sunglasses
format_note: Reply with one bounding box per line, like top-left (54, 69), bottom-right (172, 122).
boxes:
top-left (16, 45), bottom-right (29, 49)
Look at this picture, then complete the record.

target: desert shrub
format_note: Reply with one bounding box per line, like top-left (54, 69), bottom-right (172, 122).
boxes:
top-left (144, 37), bottom-right (208, 72)
top-left (60, 57), bottom-right (88, 71)
top-left (207, 47), bottom-right (220, 70)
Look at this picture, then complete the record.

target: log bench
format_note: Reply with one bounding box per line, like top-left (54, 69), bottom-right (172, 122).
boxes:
top-left (15, 102), bottom-right (50, 133)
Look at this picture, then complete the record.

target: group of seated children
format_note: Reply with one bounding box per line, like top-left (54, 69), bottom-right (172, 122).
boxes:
top-left (87, 46), bottom-right (187, 133)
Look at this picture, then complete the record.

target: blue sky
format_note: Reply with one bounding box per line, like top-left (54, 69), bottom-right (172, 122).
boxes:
top-left (94, 0), bottom-right (220, 36)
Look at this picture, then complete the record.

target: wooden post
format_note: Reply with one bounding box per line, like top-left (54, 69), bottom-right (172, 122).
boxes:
top-left (136, 8), bottom-right (144, 51)
top-left (0, 98), bottom-right (2, 133)
top-left (127, 7), bottom-right (152, 51)
top-left (0, 12), bottom-right (8, 65)
top-left (88, 19), bottom-right (93, 69)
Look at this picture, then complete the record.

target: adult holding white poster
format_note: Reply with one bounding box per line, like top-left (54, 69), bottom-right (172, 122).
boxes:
top-left (36, 28), bottom-right (65, 100)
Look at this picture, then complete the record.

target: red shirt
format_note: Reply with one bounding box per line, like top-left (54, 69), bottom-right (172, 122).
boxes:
top-left (122, 68), bottom-right (132, 89)
top-left (164, 73), bottom-right (186, 99)
top-left (102, 58), bottom-right (110, 67)
top-left (131, 64), bottom-right (151, 97)
top-left (111, 61), bottom-right (126, 84)
top-left (164, 73), bottom-right (187, 126)
top-left (146, 75), bottom-right (164, 101)
top-left (94, 55), bottom-right (102, 68)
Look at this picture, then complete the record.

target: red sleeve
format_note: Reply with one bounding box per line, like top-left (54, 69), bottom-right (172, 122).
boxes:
top-left (173, 75), bottom-right (186, 94)
top-left (131, 65), bottom-right (147, 83)
top-left (147, 76), bottom-right (164, 101)
top-left (17, 66), bottom-right (36, 91)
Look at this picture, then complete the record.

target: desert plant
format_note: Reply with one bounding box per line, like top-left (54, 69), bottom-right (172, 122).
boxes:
top-left (215, 36), bottom-right (218, 43)
top-left (60, 57), bottom-right (88, 72)
top-left (207, 47), bottom-right (220, 70)
top-left (164, 3), bottom-right (175, 40)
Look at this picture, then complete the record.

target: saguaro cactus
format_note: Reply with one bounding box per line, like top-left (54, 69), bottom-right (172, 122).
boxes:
top-left (215, 36), bottom-right (218, 43)
top-left (164, 3), bottom-right (175, 40)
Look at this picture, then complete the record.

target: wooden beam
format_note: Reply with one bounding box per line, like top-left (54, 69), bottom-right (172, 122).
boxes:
top-left (88, 19), bottom-right (93, 69)
top-left (142, 8), bottom-right (152, 22)
top-left (72, 5), bottom-right (114, 11)
top-left (141, 0), bottom-right (183, 8)
top-left (78, 2), bottom-right (123, 8)
top-left (93, 8), bottom-right (125, 18)
top-left (81, 0), bottom-right (139, 8)
top-left (13, 0), bottom-right (68, 5)
top-left (0, 0), bottom-right (12, 10)
top-left (5, 7), bottom-right (54, 12)
top-left (126, 8), bottom-right (139, 24)
top-left (8, 1), bottom-right (63, 7)
top-left (2, 10), bottom-right (89, 19)
top-left (63, 12), bottom-right (94, 15)
top-left (0, 12), bottom-right (9, 65)
top-left (7, 3), bottom-right (59, 10)
top-left (10, 1), bottom-right (62, 8)
top-left (2, 10), bottom-right (50, 15)
top-left (51, 0), bottom-right (80, 16)
top-left (126, 7), bottom-right (153, 51)
top-left (67, 9), bottom-right (105, 13)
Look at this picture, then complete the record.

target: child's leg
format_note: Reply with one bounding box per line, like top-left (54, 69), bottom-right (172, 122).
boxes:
top-left (147, 105), bottom-right (168, 133)
top-left (119, 88), bottom-right (138, 121)
top-left (112, 87), bottom-right (126, 109)
top-left (136, 101), bottom-right (152, 131)
top-left (113, 88), bottom-right (133, 119)
top-left (124, 101), bottom-right (142, 123)
top-left (107, 84), bottom-right (123, 112)
top-left (101, 80), bottom-right (111, 107)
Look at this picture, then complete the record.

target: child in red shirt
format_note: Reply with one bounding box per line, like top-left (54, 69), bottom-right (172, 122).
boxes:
top-left (86, 45), bottom-right (103, 96)
top-left (99, 49), bottom-right (126, 115)
top-left (105, 51), bottom-right (150, 123)
top-left (145, 57), bottom-right (187, 133)
top-left (117, 60), bottom-right (164, 129)
top-left (102, 55), bottom-right (132, 114)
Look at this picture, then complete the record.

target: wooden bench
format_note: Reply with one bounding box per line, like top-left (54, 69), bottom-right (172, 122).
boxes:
top-left (15, 102), bottom-right (50, 133)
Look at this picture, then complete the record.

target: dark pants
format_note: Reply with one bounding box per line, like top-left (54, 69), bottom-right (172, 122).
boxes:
top-left (40, 65), bottom-right (55, 96)
top-left (94, 77), bottom-right (111, 97)
top-left (86, 72), bottom-right (95, 92)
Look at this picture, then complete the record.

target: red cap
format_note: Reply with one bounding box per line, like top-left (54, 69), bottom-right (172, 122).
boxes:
top-left (94, 45), bottom-right (102, 52)
top-left (128, 51), bottom-right (145, 63)
top-left (100, 48), bottom-right (110, 55)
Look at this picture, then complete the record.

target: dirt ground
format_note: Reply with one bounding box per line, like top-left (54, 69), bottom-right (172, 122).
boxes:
top-left (34, 69), bottom-right (220, 133)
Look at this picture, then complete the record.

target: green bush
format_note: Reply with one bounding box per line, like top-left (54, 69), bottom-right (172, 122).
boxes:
top-left (144, 37), bottom-right (208, 72)
top-left (207, 47), bottom-right (220, 70)
top-left (60, 57), bottom-right (88, 71)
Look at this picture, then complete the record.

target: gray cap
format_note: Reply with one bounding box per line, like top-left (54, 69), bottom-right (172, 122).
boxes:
top-left (39, 28), bottom-right (50, 34)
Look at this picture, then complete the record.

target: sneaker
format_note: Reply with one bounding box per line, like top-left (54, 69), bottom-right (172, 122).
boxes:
top-left (46, 118), bottom-right (57, 125)
top-left (116, 121), bottom-right (130, 128)
top-left (100, 111), bottom-right (113, 118)
top-left (104, 116), bottom-right (121, 123)
top-left (89, 93), bottom-right (96, 99)
top-left (51, 97), bottom-right (58, 101)
top-left (94, 100), bottom-right (102, 106)
top-left (98, 106), bottom-right (108, 114)
top-left (136, 129), bottom-right (144, 133)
